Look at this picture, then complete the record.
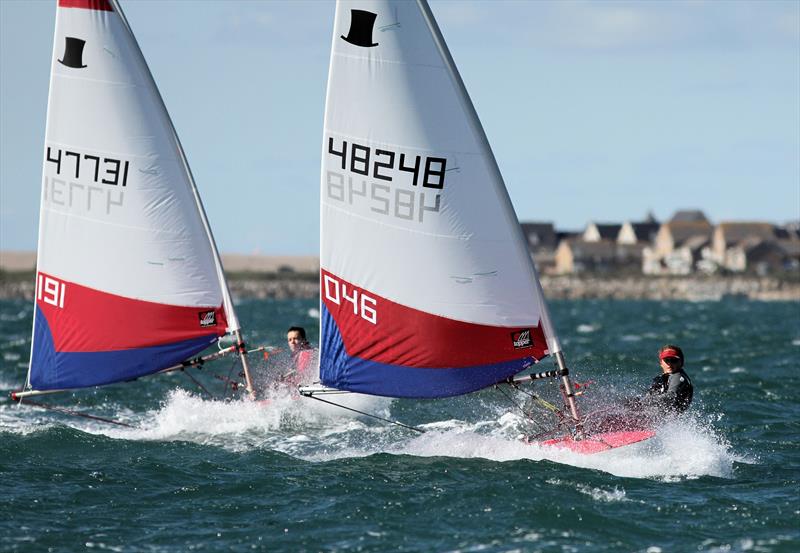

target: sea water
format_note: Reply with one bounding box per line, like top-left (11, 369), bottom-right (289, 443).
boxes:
top-left (1, 298), bottom-right (798, 552)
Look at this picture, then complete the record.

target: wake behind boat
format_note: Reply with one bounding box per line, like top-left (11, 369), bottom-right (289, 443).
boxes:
top-left (300, 0), bottom-right (654, 454)
top-left (11, 0), bottom-right (257, 411)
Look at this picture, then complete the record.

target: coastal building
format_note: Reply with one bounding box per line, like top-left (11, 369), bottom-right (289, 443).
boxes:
top-left (730, 240), bottom-right (790, 276)
top-left (520, 222), bottom-right (558, 252)
top-left (670, 209), bottom-right (710, 224)
top-left (614, 216), bottom-right (660, 270)
top-left (519, 221), bottom-right (558, 273)
top-left (617, 220), bottom-right (660, 245)
top-left (554, 239), bottom-right (617, 274)
top-left (663, 235), bottom-right (711, 275)
top-left (652, 221), bottom-right (712, 256)
top-left (776, 239), bottom-right (800, 271)
top-left (710, 222), bottom-right (777, 271)
top-left (707, 221), bottom-right (800, 274)
top-left (643, 210), bottom-right (713, 275)
top-left (583, 222), bottom-right (622, 243)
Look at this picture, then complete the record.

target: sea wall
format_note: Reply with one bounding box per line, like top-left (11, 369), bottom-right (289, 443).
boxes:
top-left (538, 275), bottom-right (800, 301)
top-left (1, 273), bottom-right (797, 301)
top-left (3, 250), bottom-right (797, 301)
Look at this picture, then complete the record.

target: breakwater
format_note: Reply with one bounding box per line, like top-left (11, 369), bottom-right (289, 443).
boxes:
top-left (539, 275), bottom-right (800, 301)
top-left (1, 273), bottom-right (797, 301)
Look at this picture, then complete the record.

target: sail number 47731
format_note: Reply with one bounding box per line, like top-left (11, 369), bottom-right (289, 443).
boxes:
top-left (323, 274), bottom-right (377, 325)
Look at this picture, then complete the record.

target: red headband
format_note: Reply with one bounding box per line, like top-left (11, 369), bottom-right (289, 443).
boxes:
top-left (659, 349), bottom-right (681, 360)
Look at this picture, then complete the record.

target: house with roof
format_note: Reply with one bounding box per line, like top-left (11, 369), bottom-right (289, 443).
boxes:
top-left (670, 209), bottom-right (710, 224)
top-left (618, 220), bottom-right (660, 245)
top-left (643, 212), bottom-right (713, 274)
top-left (652, 220), bottom-right (713, 256)
top-left (519, 221), bottom-right (559, 273)
top-left (710, 222), bottom-right (778, 271)
top-left (775, 223), bottom-right (800, 271)
top-left (554, 239), bottom-right (618, 274)
top-left (708, 221), bottom-right (800, 274)
top-left (614, 217), bottom-right (660, 270)
top-left (777, 239), bottom-right (800, 271)
top-left (520, 222), bottom-right (558, 252)
top-left (733, 240), bottom-right (789, 276)
top-left (583, 222), bottom-right (622, 243)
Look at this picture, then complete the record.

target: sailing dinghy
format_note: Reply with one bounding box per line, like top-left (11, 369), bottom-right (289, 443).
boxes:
top-left (11, 0), bottom-right (256, 409)
top-left (300, 0), bottom-right (654, 453)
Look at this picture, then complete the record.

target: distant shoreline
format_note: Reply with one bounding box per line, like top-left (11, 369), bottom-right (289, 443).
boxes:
top-left (3, 250), bottom-right (797, 301)
top-left (1, 271), bottom-right (797, 302)
top-left (538, 275), bottom-right (799, 301)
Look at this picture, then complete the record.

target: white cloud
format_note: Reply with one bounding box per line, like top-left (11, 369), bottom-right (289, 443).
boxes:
top-left (434, 0), bottom-right (799, 53)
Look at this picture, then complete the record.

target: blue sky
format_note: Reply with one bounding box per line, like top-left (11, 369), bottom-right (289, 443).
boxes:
top-left (1, 0), bottom-right (798, 255)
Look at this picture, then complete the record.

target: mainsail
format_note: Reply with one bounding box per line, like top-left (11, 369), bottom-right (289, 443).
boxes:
top-left (318, 0), bottom-right (569, 400)
top-left (24, 0), bottom-right (248, 393)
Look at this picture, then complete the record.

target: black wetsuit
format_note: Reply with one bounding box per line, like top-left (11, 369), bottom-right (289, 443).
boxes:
top-left (647, 369), bottom-right (693, 413)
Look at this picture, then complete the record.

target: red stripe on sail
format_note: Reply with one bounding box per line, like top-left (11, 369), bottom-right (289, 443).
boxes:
top-left (58, 0), bottom-right (113, 11)
top-left (321, 269), bottom-right (548, 368)
top-left (36, 272), bottom-right (227, 353)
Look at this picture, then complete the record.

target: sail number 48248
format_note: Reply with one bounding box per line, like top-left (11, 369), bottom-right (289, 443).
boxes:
top-left (323, 274), bottom-right (377, 325)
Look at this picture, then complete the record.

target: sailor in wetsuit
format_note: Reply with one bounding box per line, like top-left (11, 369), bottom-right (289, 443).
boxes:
top-left (587, 344), bottom-right (694, 434)
top-left (646, 344), bottom-right (693, 413)
top-left (283, 326), bottom-right (315, 386)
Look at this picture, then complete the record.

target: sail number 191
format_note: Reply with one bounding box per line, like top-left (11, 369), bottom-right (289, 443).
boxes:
top-left (37, 273), bottom-right (66, 309)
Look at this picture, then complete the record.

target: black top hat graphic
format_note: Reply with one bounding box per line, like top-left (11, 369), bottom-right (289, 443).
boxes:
top-left (59, 37), bottom-right (87, 69)
top-left (341, 9), bottom-right (379, 48)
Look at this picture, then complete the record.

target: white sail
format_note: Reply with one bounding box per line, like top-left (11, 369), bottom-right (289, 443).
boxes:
top-left (27, 0), bottom-right (240, 391)
top-left (317, 0), bottom-right (561, 398)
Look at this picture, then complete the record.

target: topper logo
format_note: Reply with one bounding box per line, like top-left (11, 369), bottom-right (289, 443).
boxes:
top-left (199, 310), bottom-right (216, 327)
top-left (37, 274), bottom-right (66, 309)
top-left (512, 329), bottom-right (532, 349)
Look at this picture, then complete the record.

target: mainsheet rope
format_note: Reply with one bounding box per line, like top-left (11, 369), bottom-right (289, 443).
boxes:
top-left (13, 397), bottom-right (134, 428)
top-left (181, 369), bottom-right (214, 398)
top-left (305, 394), bottom-right (426, 434)
top-left (495, 382), bottom-right (572, 440)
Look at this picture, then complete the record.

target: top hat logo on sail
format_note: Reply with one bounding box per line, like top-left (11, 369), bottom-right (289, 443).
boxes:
top-left (341, 9), bottom-right (379, 48)
top-left (58, 37), bottom-right (88, 69)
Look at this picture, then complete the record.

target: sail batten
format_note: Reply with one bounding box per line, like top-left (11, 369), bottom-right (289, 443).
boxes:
top-left (318, 0), bottom-right (559, 398)
top-left (26, 0), bottom-right (235, 392)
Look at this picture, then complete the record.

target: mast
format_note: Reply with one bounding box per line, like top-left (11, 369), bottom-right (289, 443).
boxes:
top-left (111, 0), bottom-right (255, 398)
top-left (417, 0), bottom-right (580, 423)
top-left (23, 0), bottom-right (62, 394)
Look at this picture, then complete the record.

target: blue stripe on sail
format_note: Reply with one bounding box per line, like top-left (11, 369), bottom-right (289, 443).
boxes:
top-left (29, 305), bottom-right (219, 390)
top-left (319, 303), bottom-right (532, 398)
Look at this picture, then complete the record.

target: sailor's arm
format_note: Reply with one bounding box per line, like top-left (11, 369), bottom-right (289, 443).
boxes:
top-left (663, 372), bottom-right (690, 408)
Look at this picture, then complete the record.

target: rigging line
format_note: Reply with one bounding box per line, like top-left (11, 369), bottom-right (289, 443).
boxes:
top-left (305, 395), bottom-right (426, 434)
top-left (181, 369), bottom-right (215, 399)
top-left (13, 397), bottom-right (134, 428)
top-left (505, 377), bottom-right (567, 414)
top-left (211, 371), bottom-right (242, 396)
top-left (494, 384), bottom-right (528, 416)
top-left (494, 385), bottom-right (550, 434)
top-left (223, 355), bottom-right (240, 399)
top-left (499, 382), bottom-right (562, 417)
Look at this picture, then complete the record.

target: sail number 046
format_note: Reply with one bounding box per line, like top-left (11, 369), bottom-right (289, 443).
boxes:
top-left (323, 274), bottom-right (377, 325)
